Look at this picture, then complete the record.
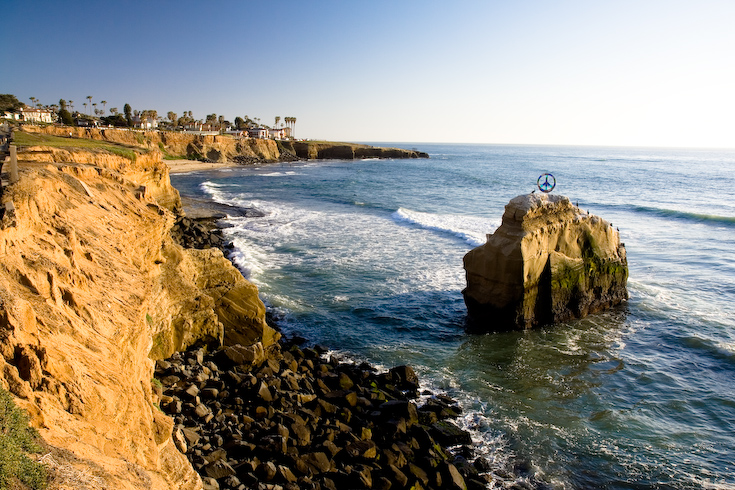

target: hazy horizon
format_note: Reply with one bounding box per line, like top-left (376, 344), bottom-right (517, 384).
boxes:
top-left (4, 0), bottom-right (734, 149)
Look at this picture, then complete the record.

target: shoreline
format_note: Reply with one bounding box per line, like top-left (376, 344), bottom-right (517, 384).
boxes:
top-left (166, 158), bottom-right (240, 174)
top-left (165, 170), bottom-right (493, 490)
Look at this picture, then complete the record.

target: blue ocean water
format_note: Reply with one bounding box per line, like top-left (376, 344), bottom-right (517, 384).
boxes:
top-left (171, 144), bottom-right (735, 489)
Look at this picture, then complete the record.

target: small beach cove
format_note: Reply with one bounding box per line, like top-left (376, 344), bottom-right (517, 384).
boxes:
top-left (166, 158), bottom-right (242, 175)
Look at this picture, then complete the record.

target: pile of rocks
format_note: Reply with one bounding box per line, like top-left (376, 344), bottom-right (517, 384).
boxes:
top-left (170, 216), bottom-right (229, 250)
top-left (156, 341), bottom-right (492, 490)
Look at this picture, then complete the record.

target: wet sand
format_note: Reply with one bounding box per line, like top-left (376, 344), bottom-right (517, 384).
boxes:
top-left (165, 158), bottom-right (239, 174)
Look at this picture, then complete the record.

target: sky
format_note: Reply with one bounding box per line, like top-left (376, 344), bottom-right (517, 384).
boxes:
top-left (3, 0), bottom-right (734, 148)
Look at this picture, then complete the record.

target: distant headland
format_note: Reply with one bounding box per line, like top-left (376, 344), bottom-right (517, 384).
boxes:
top-left (1, 93), bottom-right (429, 164)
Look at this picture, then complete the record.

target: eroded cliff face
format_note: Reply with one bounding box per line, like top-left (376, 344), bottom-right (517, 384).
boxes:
top-left (24, 125), bottom-right (282, 163)
top-left (289, 141), bottom-right (429, 160)
top-left (0, 147), bottom-right (277, 488)
top-left (463, 194), bottom-right (628, 331)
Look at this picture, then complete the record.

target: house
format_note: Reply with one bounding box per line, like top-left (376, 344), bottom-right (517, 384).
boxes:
top-left (182, 121), bottom-right (203, 131)
top-left (248, 127), bottom-right (269, 139)
top-left (75, 117), bottom-right (98, 128)
top-left (19, 107), bottom-right (55, 123)
top-left (268, 128), bottom-right (287, 140)
top-left (223, 130), bottom-right (246, 138)
top-left (132, 116), bottom-right (159, 130)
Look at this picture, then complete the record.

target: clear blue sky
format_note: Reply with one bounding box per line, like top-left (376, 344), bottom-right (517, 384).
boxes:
top-left (4, 0), bottom-right (734, 148)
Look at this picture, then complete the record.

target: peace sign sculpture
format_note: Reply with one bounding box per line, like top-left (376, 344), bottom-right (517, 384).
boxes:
top-left (537, 173), bottom-right (556, 193)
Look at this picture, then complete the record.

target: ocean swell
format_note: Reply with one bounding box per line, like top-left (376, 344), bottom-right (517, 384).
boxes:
top-left (391, 207), bottom-right (497, 247)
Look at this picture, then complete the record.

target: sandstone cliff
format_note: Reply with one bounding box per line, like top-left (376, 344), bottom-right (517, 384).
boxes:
top-left (288, 141), bottom-right (429, 160)
top-left (23, 126), bottom-right (428, 163)
top-left (24, 125), bottom-right (282, 163)
top-left (463, 194), bottom-right (628, 331)
top-left (0, 144), bottom-right (277, 488)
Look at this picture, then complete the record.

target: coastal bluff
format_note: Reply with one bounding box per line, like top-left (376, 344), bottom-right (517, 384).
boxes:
top-left (23, 125), bottom-right (428, 163)
top-left (463, 193), bottom-right (628, 330)
top-left (0, 145), bottom-right (277, 488)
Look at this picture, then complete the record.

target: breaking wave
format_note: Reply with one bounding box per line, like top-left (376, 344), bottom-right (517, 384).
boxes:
top-left (391, 208), bottom-right (497, 247)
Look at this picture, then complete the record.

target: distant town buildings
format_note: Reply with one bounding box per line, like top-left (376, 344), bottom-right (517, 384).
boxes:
top-left (2, 106), bottom-right (56, 123)
top-left (21, 107), bottom-right (55, 123)
top-left (1, 102), bottom-right (297, 141)
top-left (247, 127), bottom-right (268, 139)
top-left (132, 115), bottom-right (159, 130)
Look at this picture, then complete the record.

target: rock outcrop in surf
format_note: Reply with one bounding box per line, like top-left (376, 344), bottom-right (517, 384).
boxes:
top-left (463, 193), bottom-right (628, 331)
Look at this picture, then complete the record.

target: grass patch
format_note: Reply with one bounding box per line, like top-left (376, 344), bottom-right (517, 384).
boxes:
top-left (13, 131), bottom-right (142, 161)
top-left (0, 387), bottom-right (47, 490)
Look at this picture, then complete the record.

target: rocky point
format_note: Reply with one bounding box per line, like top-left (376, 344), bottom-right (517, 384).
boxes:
top-left (463, 193), bottom-right (628, 331)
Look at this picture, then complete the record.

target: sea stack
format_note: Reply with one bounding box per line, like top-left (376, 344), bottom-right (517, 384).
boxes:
top-left (463, 193), bottom-right (628, 331)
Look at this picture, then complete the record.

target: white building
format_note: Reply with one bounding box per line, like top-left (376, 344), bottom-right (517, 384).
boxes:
top-left (248, 127), bottom-right (269, 139)
top-left (268, 128), bottom-right (287, 139)
top-left (132, 116), bottom-right (159, 130)
top-left (19, 107), bottom-right (55, 123)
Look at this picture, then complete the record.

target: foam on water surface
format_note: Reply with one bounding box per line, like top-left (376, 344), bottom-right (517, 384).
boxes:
top-left (171, 144), bottom-right (735, 489)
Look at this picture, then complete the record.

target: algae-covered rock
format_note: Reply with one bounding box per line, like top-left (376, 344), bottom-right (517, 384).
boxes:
top-left (463, 193), bottom-right (628, 331)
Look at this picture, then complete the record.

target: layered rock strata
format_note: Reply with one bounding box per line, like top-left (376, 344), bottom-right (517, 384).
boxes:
top-left (463, 193), bottom-right (628, 331)
top-left (0, 146), bottom-right (277, 488)
top-left (23, 125), bottom-right (428, 163)
top-left (287, 141), bottom-right (429, 160)
top-left (158, 341), bottom-right (491, 490)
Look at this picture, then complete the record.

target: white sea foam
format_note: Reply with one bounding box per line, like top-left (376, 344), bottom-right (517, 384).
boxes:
top-left (174, 144), bottom-right (735, 488)
top-left (257, 171), bottom-right (302, 177)
top-left (200, 181), bottom-right (264, 210)
top-left (391, 207), bottom-right (497, 247)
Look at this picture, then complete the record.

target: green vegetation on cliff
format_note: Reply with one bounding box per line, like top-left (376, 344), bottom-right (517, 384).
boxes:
top-left (0, 387), bottom-right (47, 490)
top-left (13, 131), bottom-right (141, 161)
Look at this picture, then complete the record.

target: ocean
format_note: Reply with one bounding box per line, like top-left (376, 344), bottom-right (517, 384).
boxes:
top-left (171, 143), bottom-right (735, 489)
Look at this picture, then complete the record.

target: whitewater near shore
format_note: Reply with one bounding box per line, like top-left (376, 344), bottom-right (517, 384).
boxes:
top-left (171, 143), bottom-right (735, 489)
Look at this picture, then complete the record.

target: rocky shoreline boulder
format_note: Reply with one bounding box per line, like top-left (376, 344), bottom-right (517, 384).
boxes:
top-left (463, 193), bottom-right (628, 331)
top-left (157, 340), bottom-right (492, 490)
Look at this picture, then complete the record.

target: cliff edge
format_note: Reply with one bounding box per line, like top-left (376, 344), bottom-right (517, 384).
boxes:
top-left (463, 193), bottom-right (628, 331)
top-left (23, 125), bottom-right (428, 163)
top-left (0, 143), bottom-right (277, 488)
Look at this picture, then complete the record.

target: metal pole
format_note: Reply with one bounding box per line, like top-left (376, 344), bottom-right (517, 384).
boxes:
top-left (9, 145), bottom-right (18, 184)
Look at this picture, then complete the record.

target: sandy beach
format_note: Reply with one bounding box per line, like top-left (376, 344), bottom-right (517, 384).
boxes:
top-left (165, 158), bottom-right (239, 174)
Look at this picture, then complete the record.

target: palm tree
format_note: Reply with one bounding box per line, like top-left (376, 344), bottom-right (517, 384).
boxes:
top-left (29, 97), bottom-right (36, 108)
top-left (86, 95), bottom-right (93, 115)
top-left (275, 116), bottom-right (281, 128)
top-left (68, 100), bottom-right (74, 112)
top-left (92, 103), bottom-right (97, 116)
top-left (283, 117), bottom-right (297, 138)
top-left (101, 100), bottom-right (107, 113)
top-left (83, 102), bottom-right (88, 114)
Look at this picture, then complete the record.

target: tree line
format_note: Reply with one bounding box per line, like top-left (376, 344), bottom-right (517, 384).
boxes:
top-left (1, 93), bottom-right (296, 135)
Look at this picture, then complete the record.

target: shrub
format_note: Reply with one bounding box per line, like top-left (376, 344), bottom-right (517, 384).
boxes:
top-left (0, 387), bottom-right (47, 489)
